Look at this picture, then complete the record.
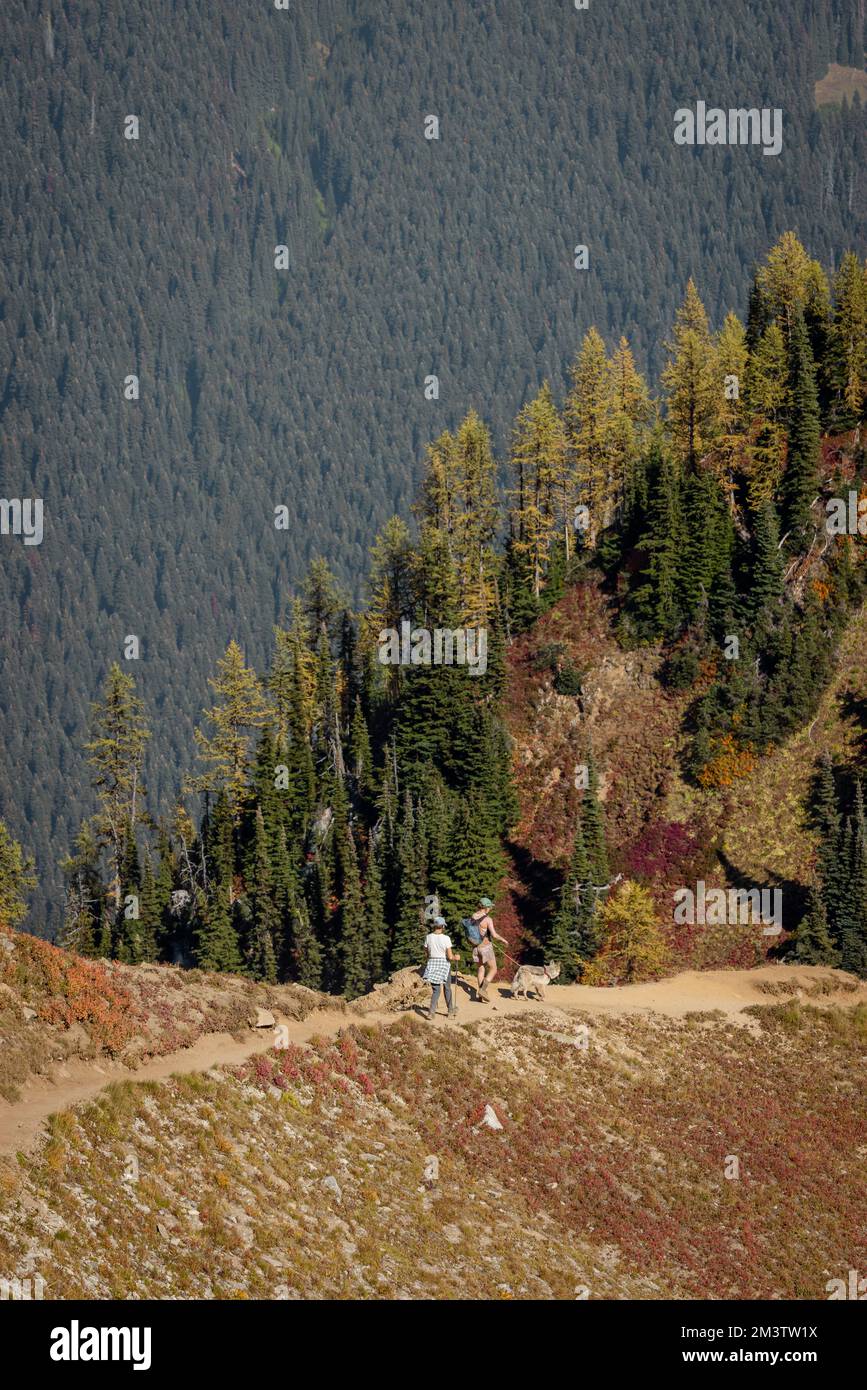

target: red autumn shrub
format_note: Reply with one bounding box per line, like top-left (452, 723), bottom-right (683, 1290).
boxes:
top-left (0, 925), bottom-right (139, 1054)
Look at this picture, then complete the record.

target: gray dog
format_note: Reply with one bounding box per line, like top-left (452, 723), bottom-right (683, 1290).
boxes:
top-left (511, 961), bottom-right (562, 999)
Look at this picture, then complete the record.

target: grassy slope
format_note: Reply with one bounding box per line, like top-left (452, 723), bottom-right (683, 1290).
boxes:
top-left (0, 926), bottom-right (342, 1103)
top-left (0, 1000), bottom-right (863, 1299)
top-left (718, 601), bottom-right (867, 887)
top-left (815, 64), bottom-right (867, 107)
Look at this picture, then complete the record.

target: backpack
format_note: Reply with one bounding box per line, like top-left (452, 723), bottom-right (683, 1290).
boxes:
top-left (461, 916), bottom-right (482, 946)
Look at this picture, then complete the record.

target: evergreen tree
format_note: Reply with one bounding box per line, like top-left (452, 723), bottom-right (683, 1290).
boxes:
top-left (793, 886), bottom-right (838, 966)
top-left (349, 697), bottom-right (375, 800)
top-left (677, 466), bottom-right (735, 627)
top-left (306, 813), bottom-right (338, 991)
top-left (437, 798), bottom-right (481, 933)
top-left (779, 313), bottom-right (821, 540)
top-left (503, 532), bottom-right (540, 634)
top-left (784, 594), bottom-right (832, 731)
top-left (250, 725), bottom-right (284, 860)
top-left (191, 641), bottom-right (272, 821)
top-left (271, 825), bottom-right (297, 979)
top-left (813, 755), bottom-right (842, 926)
top-left (115, 821), bottom-right (144, 962)
top-left (744, 322), bottom-right (789, 508)
top-left (662, 280), bottom-right (720, 469)
top-left (244, 806), bottom-right (280, 982)
top-left (303, 556), bottom-right (348, 645)
top-left (195, 883), bottom-right (243, 975)
top-left (0, 817), bottom-right (36, 927)
top-left (745, 501), bottom-right (784, 630)
top-left (394, 662), bottom-right (453, 782)
top-left (833, 813), bottom-right (855, 949)
top-left (584, 880), bottom-right (669, 984)
top-left (285, 636), bottom-right (317, 845)
top-left (838, 782), bottom-right (867, 976)
top-left (745, 273), bottom-right (772, 354)
top-left (204, 791), bottom-right (234, 896)
top-left (290, 895), bottom-right (322, 990)
top-left (84, 663), bottom-right (150, 920)
top-left (508, 384), bottom-right (567, 597)
top-left (609, 335), bottom-right (653, 512)
top-left (631, 444), bottom-right (684, 638)
top-left (414, 518), bottom-right (463, 633)
top-left (388, 793), bottom-right (423, 969)
top-left (59, 823), bottom-right (103, 955)
top-left (417, 768), bottom-right (452, 898)
top-left (565, 331), bottom-right (615, 546)
top-left (580, 752), bottom-right (609, 886)
top-left (364, 833), bottom-right (388, 986)
top-left (825, 251), bottom-right (867, 428)
top-left (366, 516), bottom-right (417, 690)
top-left (548, 821), bottom-right (599, 981)
top-left (334, 798), bottom-right (368, 997)
top-left (137, 851), bottom-right (165, 963)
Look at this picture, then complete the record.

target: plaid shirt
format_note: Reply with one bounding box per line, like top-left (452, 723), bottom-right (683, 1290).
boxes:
top-left (422, 957), bottom-right (451, 984)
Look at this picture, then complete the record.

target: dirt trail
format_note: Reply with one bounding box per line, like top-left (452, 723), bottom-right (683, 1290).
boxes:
top-left (0, 1009), bottom-right (391, 1158)
top-left (553, 964), bottom-right (867, 1017)
top-left (1, 964), bottom-right (862, 1158)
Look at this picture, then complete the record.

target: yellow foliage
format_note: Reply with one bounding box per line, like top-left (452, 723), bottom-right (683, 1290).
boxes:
top-left (697, 734), bottom-right (758, 789)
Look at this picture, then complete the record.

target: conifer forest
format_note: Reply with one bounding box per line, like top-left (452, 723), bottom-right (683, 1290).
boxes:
top-left (1, 3), bottom-right (866, 989)
top-left (4, 0), bottom-right (867, 1338)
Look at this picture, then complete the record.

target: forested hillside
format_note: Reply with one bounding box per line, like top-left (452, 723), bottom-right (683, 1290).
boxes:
top-left (3, 230), bottom-right (866, 992)
top-left (1, 1), bottom-right (865, 934)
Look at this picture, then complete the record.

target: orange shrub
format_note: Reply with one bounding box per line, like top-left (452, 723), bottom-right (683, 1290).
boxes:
top-left (696, 734), bottom-right (757, 790)
top-left (695, 656), bottom-right (719, 693)
top-left (0, 927), bottom-right (138, 1054)
top-left (811, 577), bottom-right (831, 604)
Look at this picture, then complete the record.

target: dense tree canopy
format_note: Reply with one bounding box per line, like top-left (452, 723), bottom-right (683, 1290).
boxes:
top-left (24, 232), bottom-right (865, 987)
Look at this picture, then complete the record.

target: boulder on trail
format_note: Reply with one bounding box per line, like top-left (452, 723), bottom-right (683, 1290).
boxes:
top-left (249, 1007), bottom-right (276, 1029)
top-left (353, 966), bottom-right (428, 1014)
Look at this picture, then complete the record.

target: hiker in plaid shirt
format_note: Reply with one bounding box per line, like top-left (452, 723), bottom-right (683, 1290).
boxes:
top-left (422, 916), bottom-right (460, 1019)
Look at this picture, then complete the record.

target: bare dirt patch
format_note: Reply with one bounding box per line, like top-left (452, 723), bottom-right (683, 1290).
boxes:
top-left (815, 63), bottom-right (867, 108)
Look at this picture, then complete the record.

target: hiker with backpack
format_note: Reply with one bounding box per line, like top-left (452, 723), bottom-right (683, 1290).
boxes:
top-left (466, 896), bottom-right (507, 1002)
top-left (422, 916), bottom-right (460, 1020)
